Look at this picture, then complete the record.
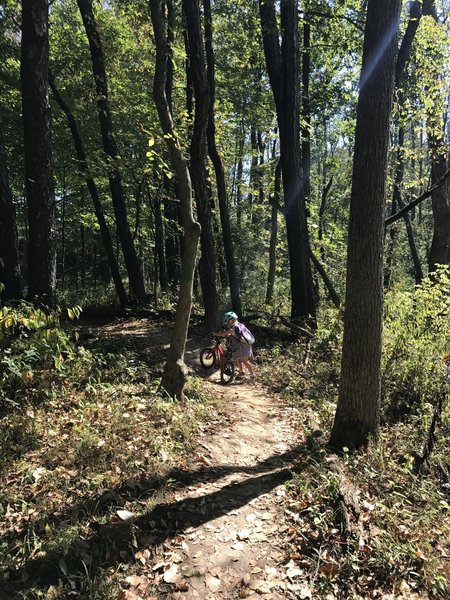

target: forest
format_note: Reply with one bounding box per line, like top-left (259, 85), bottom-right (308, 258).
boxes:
top-left (0, 0), bottom-right (449, 598)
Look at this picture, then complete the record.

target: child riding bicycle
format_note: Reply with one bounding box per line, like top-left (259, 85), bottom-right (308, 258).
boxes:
top-left (213, 311), bottom-right (256, 382)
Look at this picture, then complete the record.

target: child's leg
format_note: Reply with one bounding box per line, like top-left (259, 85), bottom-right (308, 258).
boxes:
top-left (237, 359), bottom-right (244, 375)
top-left (241, 358), bottom-right (254, 377)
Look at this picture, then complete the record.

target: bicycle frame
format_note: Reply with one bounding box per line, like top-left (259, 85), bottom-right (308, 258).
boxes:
top-left (200, 336), bottom-right (234, 384)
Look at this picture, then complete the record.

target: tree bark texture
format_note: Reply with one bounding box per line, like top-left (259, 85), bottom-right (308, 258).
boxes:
top-left (150, 185), bottom-right (169, 293)
top-left (260, 0), bottom-right (316, 324)
top-left (49, 73), bottom-right (128, 307)
top-left (150, 0), bottom-right (201, 400)
top-left (21, 0), bottom-right (56, 308)
top-left (77, 0), bottom-right (146, 301)
top-left (385, 0), bottom-right (424, 287)
top-left (203, 0), bottom-right (241, 317)
top-left (0, 118), bottom-right (22, 302)
top-left (329, 0), bottom-right (401, 450)
top-left (424, 1), bottom-right (450, 270)
top-left (301, 17), bottom-right (311, 204)
top-left (265, 158), bottom-right (281, 305)
top-left (183, 0), bottom-right (218, 331)
top-left (161, 3), bottom-right (179, 289)
top-left (236, 127), bottom-right (244, 227)
top-left (428, 138), bottom-right (450, 271)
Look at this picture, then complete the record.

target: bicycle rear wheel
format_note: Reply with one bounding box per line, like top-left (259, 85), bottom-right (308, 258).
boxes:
top-left (200, 347), bottom-right (215, 368)
top-left (220, 360), bottom-right (235, 385)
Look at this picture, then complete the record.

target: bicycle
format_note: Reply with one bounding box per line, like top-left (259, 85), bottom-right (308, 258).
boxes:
top-left (199, 336), bottom-right (235, 385)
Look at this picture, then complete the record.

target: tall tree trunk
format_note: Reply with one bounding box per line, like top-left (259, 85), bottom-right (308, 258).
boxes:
top-left (80, 187), bottom-right (86, 288)
top-left (428, 138), bottom-right (450, 270)
top-left (76, 0), bottom-right (146, 301)
top-left (260, 0), bottom-right (316, 324)
top-left (164, 193), bottom-right (180, 287)
top-left (49, 74), bottom-right (128, 307)
top-left (254, 130), bottom-right (265, 225)
top-left (60, 161), bottom-right (66, 290)
top-left (203, 0), bottom-right (241, 316)
top-left (318, 176), bottom-right (333, 260)
top-left (21, 0), bottom-right (56, 308)
top-left (424, 0), bottom-right (450, 270)
top-left (385, 0), bottom-right (424, 288)
top-left (318, 119), bottom-right (330, 261)
top-left (150, 0), bottom-right (201, 400)
top-left (183, 0), bottom-right (218, 331)
top-left (236, 126), bottom-right (245, 227)
top-left (266, 157), bottom-right (281, 305)
top-left (248, 126), bottom-right (258, 215)
top-left (0, 118), bottom-right (22, 302)
top-left (397, 189), bottom-right (424, 283)
top-left (301, 15), bottom-right (311, 204)
top-left (149, 182), bottom-right (169, 293)
top-left (329, 0), bottom-right (401, 451)
top-left (162, 0), bottom-right (180, 289)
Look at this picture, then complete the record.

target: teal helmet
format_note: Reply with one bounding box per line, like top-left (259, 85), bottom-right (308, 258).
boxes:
top-left (222, 311), bottom-right (238, 325)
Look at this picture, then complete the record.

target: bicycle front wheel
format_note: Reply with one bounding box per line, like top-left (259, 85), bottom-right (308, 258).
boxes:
top-left (200, 347), bottom-right (215, 368)
top-left (220, 360), bottom-right (235, 385)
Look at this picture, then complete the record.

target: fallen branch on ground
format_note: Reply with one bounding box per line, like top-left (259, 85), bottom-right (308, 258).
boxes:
top-left (280, 316), bottom-right (314, 339)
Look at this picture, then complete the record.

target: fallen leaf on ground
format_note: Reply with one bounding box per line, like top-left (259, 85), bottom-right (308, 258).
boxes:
top-left (125, 575), bottom-right (144, 586)
top-left (319, 561), bottom-right (340, 576)
top-left (205, 573), bottom-right (221, 592)
top-left (237, 529), bottom-right (251, 540)
top-left (163, 564), bottom-right (182, 584)
top-left (116, 509), bottom-right (135, 521)
top-left (298, 585), bottom-right (312, 599)
top-left (286, 563), bottom-right (303, 579)
top-left (231, 541), bottom-right (246, 551)
top-left (249, 579), bottom-right (271, 593)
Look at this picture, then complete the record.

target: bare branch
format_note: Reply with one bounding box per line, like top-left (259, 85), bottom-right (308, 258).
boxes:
top-left (385, 167), bottom-right (450, 226)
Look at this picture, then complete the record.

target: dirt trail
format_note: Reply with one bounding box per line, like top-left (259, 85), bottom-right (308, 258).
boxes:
top-left (149, 346), bottom-right (304, 599)
top-left (99, 319), bottom-right (305, 598)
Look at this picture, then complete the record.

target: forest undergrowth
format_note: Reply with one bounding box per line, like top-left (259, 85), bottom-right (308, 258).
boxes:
top-left (0, 269), bottom-right (449, 599)
top-left (255, 267), bottom-right (450, 599)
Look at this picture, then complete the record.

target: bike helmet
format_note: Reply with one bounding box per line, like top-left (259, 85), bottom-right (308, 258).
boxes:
top-left (222, 311), bottom-right (238, 325)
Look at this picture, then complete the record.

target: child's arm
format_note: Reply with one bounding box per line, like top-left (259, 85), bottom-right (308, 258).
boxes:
top-left (212, 328), bottom-right (229, 337)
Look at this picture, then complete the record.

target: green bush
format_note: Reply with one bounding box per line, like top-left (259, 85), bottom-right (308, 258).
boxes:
top-left (383, 265), bottom-right (450, 421)
top-left (0, 302), bottom-right (81, 410)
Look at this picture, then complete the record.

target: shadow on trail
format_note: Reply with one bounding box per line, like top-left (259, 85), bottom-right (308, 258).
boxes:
top-left (2, 443), bottom-right (311, 598)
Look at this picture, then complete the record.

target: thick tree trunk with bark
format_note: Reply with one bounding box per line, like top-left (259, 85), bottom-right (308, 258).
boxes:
top-left (77, 0), bottom-right (146, 301)
top-left (424, 0), bottom-right (450, 270)
top-left (183, 0), bottom-right (218, 331)
top-left (150, 0), bottom-right (201, 400)
top-left (21, 0), bottom-right (56, 308)
top-left (385, 0), bottom-right (424, 288)
top-left (0, 119), bottom-right (22, 302)
top-left (49, 73), bottom-right (128, 307)
top-left (428, 138), bottom-right (450, 271)
top-left (150, 184), bottom-right (169, 293)
top-left (301, 17), bottom-right (311, 204)
top-left (329, 0), bottom-right (401, 451)
top-left (203, 0), bottom-right (241, 316)
top-left (266, 157), bottom-right (280, 305)
top-left (248, 127), bottom-right (258, 216)
top-left (236, 128), bottom-right (244, 227)
top-left (260, 0), bottom-right (316, 324)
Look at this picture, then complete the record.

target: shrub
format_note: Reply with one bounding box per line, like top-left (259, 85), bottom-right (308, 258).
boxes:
top-left (0, 302), bottom-right (81, 410)
top-left (382, 265), bottom-right (450, 422)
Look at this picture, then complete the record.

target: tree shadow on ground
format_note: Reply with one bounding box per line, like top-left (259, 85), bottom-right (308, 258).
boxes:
top-left (2, 442), bottom-right (320, 598)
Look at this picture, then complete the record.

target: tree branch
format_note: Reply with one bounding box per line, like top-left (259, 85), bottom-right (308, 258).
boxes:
top-left (280, 316), bottom-right (314, 339)
top-left (385, 167), bottom-right (450, 226)
top-left (310, 250), bottom-right (341, 307)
